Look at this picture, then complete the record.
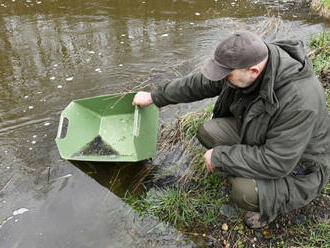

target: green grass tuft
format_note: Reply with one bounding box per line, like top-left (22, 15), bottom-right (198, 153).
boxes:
top-left (294, 219), bottom-right (330, 247)
top-left (308, 31), bottom-right (330, 78)
top-left (177, 106), bottom-right (213, 183)
top-left (322, 0), bottom-right (330, 7)
top-left (178, 105), bottom-right (213, 141)
top-left (322, 179), bottom-right (330, 195)
top-left (125, 173), bottom-right (227, 230)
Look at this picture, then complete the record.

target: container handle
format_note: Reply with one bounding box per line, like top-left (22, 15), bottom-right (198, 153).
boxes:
top-left (133, 105), bottom-right (140, 137)
top-left (57, 115), bottom-right (69, 139)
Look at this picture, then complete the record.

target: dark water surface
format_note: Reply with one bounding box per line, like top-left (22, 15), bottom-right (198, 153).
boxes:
top-left (0, 0), bottom-right (328, 247)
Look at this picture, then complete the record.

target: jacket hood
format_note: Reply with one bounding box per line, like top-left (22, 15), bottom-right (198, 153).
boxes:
top-left (259, 40), bottom-right (314, 106)
top-left (273, 40), bottom-right (307, 64)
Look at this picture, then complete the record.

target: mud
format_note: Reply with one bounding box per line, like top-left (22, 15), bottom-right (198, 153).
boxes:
top-left (75, 135), bottom-right (118, 157)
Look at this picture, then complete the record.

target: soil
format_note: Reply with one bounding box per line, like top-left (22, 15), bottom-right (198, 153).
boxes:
top-left (75, 135), bottom-right (118, 157)
top-left (320, 71), bottom-right (330, 89)
top-left (206, 187), bottom-right (330, 248)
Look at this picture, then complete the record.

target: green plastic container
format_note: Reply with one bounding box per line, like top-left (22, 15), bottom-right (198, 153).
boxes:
top-left (55, 92), bottom-right (159, 162)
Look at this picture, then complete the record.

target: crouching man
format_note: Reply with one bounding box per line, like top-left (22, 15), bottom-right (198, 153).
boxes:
top-left (132, 31), bottom-right (330, 228)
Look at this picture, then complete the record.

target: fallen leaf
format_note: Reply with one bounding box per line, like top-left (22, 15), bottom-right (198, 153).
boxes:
top-left (263, 231), bottom-right (272, 239)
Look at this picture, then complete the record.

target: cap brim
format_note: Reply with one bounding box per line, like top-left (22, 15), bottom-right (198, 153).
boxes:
top-left (200, 58), bottom-right (233, 81)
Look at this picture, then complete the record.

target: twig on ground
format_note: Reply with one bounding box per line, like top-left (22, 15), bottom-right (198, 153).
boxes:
top-left (0, 175), bottom-right (14, 194)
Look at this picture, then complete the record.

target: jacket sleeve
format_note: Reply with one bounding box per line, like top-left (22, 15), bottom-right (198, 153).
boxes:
top-left (150, 72), bottom-right (223, 107)
top-left (211, 109), bottom-right (316, 179)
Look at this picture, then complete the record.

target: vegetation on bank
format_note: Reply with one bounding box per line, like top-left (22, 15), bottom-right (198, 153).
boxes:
top-left (126, 173), bottom-right (228, 230)
top-left (310, 31), bottom-right (330, 113)
top-left (293, 220), bottom-right (330, 248)
top-left (124, 32), bottom-right (330, 247)
top-left (309, 31), bottom-right (330, 109)
top-left (308, 31), bottom-right (329, 81)
top-left (310, 0), bottom-right (330, 18)
top-left (125, 107), bottom-right (227, 231)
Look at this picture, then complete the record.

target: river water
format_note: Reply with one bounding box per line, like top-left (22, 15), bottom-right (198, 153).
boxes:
top-left (0, 0), bottom-right (328, 247)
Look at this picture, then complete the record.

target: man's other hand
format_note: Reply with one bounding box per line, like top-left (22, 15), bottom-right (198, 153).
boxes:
top-left (203, 149), bottom-right (214, 173)
top-left (132, 91), bottom-right (153, 107)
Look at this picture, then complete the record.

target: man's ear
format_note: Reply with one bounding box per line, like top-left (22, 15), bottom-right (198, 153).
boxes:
top-left (249, 66), bottom-right (260, 79)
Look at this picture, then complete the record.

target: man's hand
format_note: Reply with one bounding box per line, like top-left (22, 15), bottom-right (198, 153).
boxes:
top-left (132, 91), bottom-right (153, 107)
top-left (203, 149), bottom-right (214, 173)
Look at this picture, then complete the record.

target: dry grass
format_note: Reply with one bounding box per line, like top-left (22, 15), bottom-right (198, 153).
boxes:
top-left (310, 0), bottom-right (330, 18)
top-left (155, 106), bottom-right (213, 185)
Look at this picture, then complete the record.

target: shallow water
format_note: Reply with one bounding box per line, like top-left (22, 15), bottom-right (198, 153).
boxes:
top-left (0, 0), bottom-right (328, 247)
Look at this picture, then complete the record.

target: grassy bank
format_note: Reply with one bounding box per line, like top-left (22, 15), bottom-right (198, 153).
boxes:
top-left (125, 107), bottom-right (229, 232)
top-left (308, 31), bottom-right (329, 85)
top-left (124, 32), bottom-right (330, 247)
top-left (309, 31), bottom-right (330, 110)
top-left (126, 173), bottom-right (228, 230)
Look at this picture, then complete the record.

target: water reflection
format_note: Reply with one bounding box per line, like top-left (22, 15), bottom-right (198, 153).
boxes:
top-left (71, 160), bottom-right (154, 197)
top-left (0, 0), bottom-right (318, 20)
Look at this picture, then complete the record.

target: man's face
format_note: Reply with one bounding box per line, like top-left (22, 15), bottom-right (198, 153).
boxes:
top-left (225, 69), bottom-right (255, 88)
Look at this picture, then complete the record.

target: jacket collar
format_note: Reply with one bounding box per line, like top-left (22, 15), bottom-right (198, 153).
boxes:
top-left (258, 43), bottom-right (279, 107)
